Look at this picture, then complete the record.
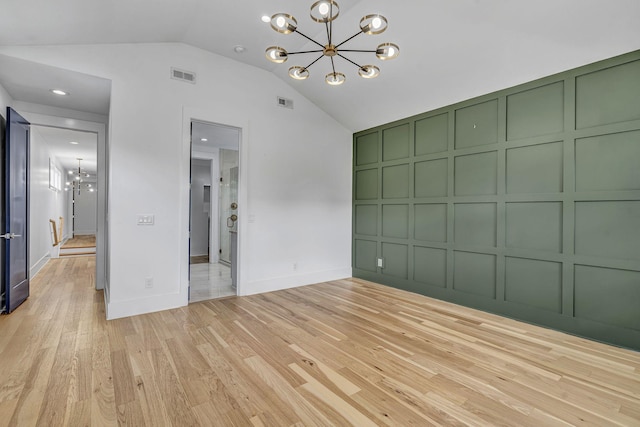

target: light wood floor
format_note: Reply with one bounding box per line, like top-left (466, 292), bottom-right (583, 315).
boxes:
top-left (61, 234), bottom-right (96, 249)
top-left (1, 257), bottom-right (639, 426)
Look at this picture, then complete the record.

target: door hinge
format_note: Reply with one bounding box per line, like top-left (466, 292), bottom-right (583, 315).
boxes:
top-left (219, 249), bottom-right (222, 254)
top-left (220, 177), bottom-right (223, 183)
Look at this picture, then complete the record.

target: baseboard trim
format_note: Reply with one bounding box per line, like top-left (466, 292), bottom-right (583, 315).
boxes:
top-left (241, 267), bottom-right (352, 296)
top-left (29, 254), bottom-right (50, 279)
top-left (106, 292), bottom-right (185, 320)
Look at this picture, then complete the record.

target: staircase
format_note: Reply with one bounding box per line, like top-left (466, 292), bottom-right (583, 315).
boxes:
top-left (59, 235), bottom-right (96, 257)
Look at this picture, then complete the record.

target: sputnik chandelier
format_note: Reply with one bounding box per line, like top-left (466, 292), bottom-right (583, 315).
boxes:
top-left (265, 0), bottom-right (399, 86)
top-left (64, 158), bottom-right (94, 195)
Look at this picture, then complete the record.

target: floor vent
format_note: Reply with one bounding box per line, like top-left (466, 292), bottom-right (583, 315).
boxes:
top-left (171, 67), bottom-right (196, 84)
top-left (277, 96), bottom-right (294, 109)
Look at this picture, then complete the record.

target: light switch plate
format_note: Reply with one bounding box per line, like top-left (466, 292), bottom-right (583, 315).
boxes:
top-left (137, 214), bottom-right (155, 225)
top-left (377, 258), bottom-right (384, 268)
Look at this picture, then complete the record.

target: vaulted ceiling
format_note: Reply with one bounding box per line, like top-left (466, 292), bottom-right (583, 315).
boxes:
top-left (1, 0), bottom-right (639, 132)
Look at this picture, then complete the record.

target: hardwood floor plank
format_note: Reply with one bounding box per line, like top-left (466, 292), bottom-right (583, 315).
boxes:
top-left (6, 348), bottom-right (56, 427)
top-left (1, 257), bottom-right (639, 426)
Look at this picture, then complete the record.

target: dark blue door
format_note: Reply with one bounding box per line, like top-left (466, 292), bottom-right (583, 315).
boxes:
top-left (2, 107), bottom-right (30, 313)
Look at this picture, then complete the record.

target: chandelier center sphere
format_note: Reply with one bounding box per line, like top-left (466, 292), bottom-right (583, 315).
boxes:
top-left (323, 44), bottom-right (338, 57)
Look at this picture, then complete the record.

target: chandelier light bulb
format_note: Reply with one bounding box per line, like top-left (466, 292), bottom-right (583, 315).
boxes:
top-left (325, 72), bottom-right (345, 86)
top-left (376, 43), bottom-right (400, 60)
top-left (319, 2), bottom-right (329, 16)
top-left (372, 16), bottom-right (382, 29)
top-left (276, 16), bottom-right (285, 28)
top-left (358, 65), bottom-right (380, 79)
top-left (289, 66), bottom-right (310, 80)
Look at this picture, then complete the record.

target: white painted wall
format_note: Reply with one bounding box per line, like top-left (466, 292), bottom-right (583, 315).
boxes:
top-left (190, 159), bottom-right (211, 257)
top-left (0, 43), bottom-right (353, 319)
top-left (29, 127), bottom-right (67, 276)
top-left (0, 82), bottom-right (12, 117)
top-left (73, 187), bottom-right (97, 235)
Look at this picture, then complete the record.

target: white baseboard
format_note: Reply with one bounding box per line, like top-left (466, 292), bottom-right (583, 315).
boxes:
top-left (240, 267), bottom-right (352, 296)
top-left (106, 292), bottom-right (186, 320)
top-left (29, 254), bottom-right (50, 279)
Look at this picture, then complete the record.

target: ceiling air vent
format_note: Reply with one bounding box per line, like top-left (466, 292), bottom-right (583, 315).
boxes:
top-left (171, 67), bottom-right (196, 84)
top-left (277, 96), bottom-right (293, 109)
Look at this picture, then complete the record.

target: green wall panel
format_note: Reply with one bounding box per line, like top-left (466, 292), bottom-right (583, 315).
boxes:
top-left (507, 82), bottom-right (564, 140)
top-left (354, 205), bottom-right (377, 236)
top-left (454, 151), bottom-right (497, 196)
top-left (355, 132), bottom-right (378, 166)
top-left (575, 201), bottom-right (640, 261)
top-left (575, 130), bottom-right (640, 192)
top-left (415, 113), bottom-right (448, 155)
top-left (415, 158), bottom-right (448, 198)
top-left (575, 265), bottom-right (640, 331)
top-left (382, 164), bottom-right (410, 199)
top-left (383, 124), bottom-right (410, 161)
top-left (505, 257), bottom-right (562, 313)
top-left (454, 251), bottom-right (496, 299)
top-left (506, 202), bottom-right (562, 253)
top-left (576, 59), bottom-right (640, 129)
top-left (353, 50), bottom-right (640, 350)
top-left (382, 204), bottom-right (409, 239)
top-left (355, 168), bottom-right (378, 200)
top-left (506, 141), bottom-right (563, 194)
top-left (414, 204), bottom-right (447, 242)
top-left (455, 99), bottom-right (498, 149)
top-left (354, 239), bottom-right (377, 272)
top-left (382, 243), bottom-right (408, 280)
top-left (414, 246), bottom-right (446, 288)
top-left (454, 203), bottom-right (497, 247)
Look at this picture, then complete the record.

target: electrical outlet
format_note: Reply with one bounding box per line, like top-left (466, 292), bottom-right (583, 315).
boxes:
top-left (377, 258), bottom-right (384, 268)
top-left (145, 277), bottom-right (153, 288)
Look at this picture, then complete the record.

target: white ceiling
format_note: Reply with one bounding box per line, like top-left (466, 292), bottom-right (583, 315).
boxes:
top-left (0, 0), bottom-right (639, 132)
top-left (0, 54), bottom-right (111, 115)
top-left (191, 121), bottom-right (240, 153)
top-left (32, 126), bottom-right (98, 178)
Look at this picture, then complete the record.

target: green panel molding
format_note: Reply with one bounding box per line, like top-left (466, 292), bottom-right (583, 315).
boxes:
top-left (353, 50), bottom-right (640, 350)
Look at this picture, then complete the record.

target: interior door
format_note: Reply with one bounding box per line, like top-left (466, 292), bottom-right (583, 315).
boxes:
top-left (2, 107), bottom-right (30, 313)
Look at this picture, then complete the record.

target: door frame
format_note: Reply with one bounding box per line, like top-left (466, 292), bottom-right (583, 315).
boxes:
top-left (180, 107), bottom-right (248, 303)
top-left (21, 111), bottom-right (107, 292)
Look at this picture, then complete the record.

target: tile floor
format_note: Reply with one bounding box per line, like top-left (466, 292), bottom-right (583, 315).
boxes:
top-left (189, 262), bottom-right (236, 303)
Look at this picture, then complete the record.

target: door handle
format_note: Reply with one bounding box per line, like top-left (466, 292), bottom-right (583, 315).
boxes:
top-left (0, 233), bottom-right (21, 239)
top-left (227, 215), bottom-right (238, 228)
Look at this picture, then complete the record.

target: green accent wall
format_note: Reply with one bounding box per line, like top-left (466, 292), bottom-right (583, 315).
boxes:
top-left (352, 50), bottom-right (640, 350)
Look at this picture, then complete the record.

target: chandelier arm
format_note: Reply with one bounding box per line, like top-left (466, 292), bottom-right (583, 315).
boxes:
top-left (336, 53), bottom-right (363, 69)
top-left (335, 31), bottom-right (364, 48)
top-left (329, 1), bottom-right (334, 43)
top-left (330, 56), bottom-right (337, 75)
top-left (293, 30), bottom-right (325, 48)
top-left (338, 49), bottom-right (377, 53)
top-left (303, 54), bottom-right (325, 70)
top-left (286, 50), bottom-right (324, 55)
top-left (325, 21), bottom-right (331, 45)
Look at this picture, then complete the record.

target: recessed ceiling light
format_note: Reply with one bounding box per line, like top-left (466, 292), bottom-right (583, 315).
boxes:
top-left (201, 138), bottom-right (208, 142)
top-left (50, 89), bottom-right (68, 96)
top-left (261, 15), bottom-right (270, 23)
top-left (69, 141), bottom-right (79, 145)
top-left (233, 45), bottom-right (246, 54)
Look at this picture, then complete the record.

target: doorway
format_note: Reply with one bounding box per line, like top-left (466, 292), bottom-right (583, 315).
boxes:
top-left (189, 121), bottom-right (240, 303)
top-left (29, 124), bottom-right (99, 267)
